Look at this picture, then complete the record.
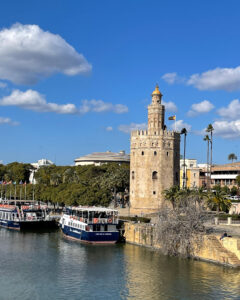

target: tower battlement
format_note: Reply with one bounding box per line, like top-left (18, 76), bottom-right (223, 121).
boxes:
top-left (131, 129), bottom-right (179, 138)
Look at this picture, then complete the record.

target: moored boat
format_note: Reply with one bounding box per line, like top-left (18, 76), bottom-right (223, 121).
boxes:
top-left (59, 206), bottom-right (119, 244)
top-left (0, 200), bottom-right (57, 230)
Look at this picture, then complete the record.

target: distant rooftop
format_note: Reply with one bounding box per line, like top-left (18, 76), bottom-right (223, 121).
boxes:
top-left (75, 150), bottom-right (130, 166)
top-left (212, 162), bottom-right (240, 171)
top-left (31, 158), bottom-right (54, 169)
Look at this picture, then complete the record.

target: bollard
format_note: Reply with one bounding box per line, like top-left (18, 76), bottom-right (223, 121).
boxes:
top-left (214, 217), bottom-right (219, 225)
top-left (227, 217), bottom-right (232, 225)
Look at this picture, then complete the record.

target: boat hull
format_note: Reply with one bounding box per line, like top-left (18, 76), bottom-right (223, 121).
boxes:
top-left (0, 219), bottom-right (20, 230)
top-left (60, 224), bottom-right (119, 244)
top-left (0, 219), bottom-right (58, 230)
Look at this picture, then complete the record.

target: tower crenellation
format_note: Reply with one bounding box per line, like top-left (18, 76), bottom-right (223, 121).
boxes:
top-left (130, 85), bottom-right (180, 215)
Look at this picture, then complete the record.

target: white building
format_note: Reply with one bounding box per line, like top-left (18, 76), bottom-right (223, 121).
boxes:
top-left (74, 151), bottom-right (130, 166)
top-left (29, 159), bottom-right (54, 184)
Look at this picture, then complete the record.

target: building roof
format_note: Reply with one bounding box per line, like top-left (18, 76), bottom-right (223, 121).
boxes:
top-left (75, 150), bottom-right (130, 163)
top-left (31, 158), bottom-right (53, 169)
top-left (212, 162), bottom-right (240, 172)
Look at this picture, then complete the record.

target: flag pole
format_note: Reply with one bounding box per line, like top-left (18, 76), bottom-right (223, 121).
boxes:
top-left (175, 115), bottom-right (176, 132)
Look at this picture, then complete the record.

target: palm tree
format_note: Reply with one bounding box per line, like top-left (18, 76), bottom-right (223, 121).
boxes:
top-left (206, 124), bottom-right (214, 187)
top-left (205, 188), bottom-right (231, 212)
top-left (192, 187), bottom-right (207, 208)
top-left (236, 175), bottom-right (240, 196)
top-left (163, 185), bottom-right (180, 209)
top-left (181, 128), bottom-right (187, 189)
top-left (203, 135), bottom-right (210, 189)
top-left (228, 153), bottom-right (237, 163)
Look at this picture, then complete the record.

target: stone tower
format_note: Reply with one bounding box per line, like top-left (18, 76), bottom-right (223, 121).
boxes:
top-left (130, 85), bottom-right (180, 214)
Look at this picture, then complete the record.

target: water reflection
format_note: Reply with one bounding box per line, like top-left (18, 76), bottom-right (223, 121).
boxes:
top-left (0, 229), bottom-right (239, 300)
top-left (123, 245), bottom-right (240, 300)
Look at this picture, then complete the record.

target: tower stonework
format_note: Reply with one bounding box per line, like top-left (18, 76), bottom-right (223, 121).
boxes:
top-left (130, 85), bottom-right (180, 214)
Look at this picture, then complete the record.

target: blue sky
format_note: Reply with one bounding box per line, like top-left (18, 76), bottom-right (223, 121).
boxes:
top-left (0, 0), bottom-right (240, 165)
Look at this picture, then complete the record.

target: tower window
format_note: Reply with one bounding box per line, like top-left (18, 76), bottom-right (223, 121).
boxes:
top-left (142, 151), bottom-right (144, 155)
top-left (153, 191), bottom-right (156, 195)
top-left (167, 152), bottom-right (169, 156)
top-left (132, 171), bottom-right (135, 180)
top-left (152, 171), bottom-right (158, 180)
top-left (154, 151), bottom-right (157, 156)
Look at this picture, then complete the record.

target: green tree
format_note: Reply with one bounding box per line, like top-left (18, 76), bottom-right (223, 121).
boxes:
top-left (231, 186), bottom-right (238, 196)
top-left (206, 124), bottom-right (214, 188)
top-left (203, 135), bottom-right (210, 189)
top-left (205, 186), bottom-right (231, 212)
top-left (236, 175), bottom-right (240, 196)
top-left (163, 185), bottom-right (180, 209)
top-left (228, 153), bottom-right (237, 163)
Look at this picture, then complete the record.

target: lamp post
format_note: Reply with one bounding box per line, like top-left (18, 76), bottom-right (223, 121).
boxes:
top-left (181, 128), bottom-right (187, 189)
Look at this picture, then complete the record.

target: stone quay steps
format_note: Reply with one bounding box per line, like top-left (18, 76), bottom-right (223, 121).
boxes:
top-left (206, 235), bottom-right (240, 267)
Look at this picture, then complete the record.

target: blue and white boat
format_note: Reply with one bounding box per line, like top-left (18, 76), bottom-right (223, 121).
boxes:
top-left (59, 206), bottom-right (120, 244)
top-left (0, 200), bottom-right (57, 230)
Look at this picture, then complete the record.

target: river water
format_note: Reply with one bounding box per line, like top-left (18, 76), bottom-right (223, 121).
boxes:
top-left (0, 229), bottom-right (240, 300)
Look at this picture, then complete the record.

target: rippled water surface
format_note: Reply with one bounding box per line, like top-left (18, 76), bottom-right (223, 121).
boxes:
top-left (0, 229), bottom-right (240, 300)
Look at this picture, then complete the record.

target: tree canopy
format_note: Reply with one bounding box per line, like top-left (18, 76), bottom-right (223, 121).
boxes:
top-left (0, 163), bottom-right (130, 207)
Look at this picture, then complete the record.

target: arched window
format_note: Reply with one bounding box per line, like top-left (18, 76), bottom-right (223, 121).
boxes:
top-left (142, 151), bottom-right (144, 155)
top-left (132, 171), bottom-right (135, 180)
top-left (154, 151), bottom-right (157, 156)
top-left (152, 171), bottom-right (158, 180)
top-left (167, 152), bottom-right (169, 156)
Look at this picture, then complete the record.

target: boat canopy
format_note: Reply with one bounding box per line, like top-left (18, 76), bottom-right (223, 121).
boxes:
top-left (69, 206), bottom-right (118, 214)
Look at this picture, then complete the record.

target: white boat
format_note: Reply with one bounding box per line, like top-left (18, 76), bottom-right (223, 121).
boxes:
top-left (59, 206), bottom-right (120, 244)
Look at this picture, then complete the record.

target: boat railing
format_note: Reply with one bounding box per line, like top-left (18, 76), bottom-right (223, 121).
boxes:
top-left (23, 216), bottom-right (46, 221)
top-left (89, 217), bottom-right (118, 224)
top-left (67, 215), bottom-right (118, 224)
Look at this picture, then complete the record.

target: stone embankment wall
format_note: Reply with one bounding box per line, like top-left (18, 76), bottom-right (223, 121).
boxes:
top-left (124, 222), bottom-right (240, 268)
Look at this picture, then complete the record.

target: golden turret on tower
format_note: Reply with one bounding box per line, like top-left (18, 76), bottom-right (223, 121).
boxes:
top-left (151, 84), bottom-right (162, 96)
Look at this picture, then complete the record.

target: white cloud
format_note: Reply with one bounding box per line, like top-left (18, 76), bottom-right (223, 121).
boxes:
top-left (162, 72), bottom-right (186, 85)
top-left (0, 117), bottom-right (19, 126)
top-left (0, 89), bottom-right (128, 115)
top-left (187, 100), bottom-right (214, 117)
top-left (0, 23), bottom-right (92, 84)
top-left (162, 72), bottom-right (178, 84)
top-left (118, 123), bottom-right (147, 134)
top-left (162, 100), bottom-right (178, 112)
top-left (217, 99), bottom-right (240, 120)
top-left (187, 66), bottom-right (240, 91)
top-left (170, 120), bottom-right (191, 132)
top-left (106, 126), bottom-right (113, 131)
top-left (209, 120), bottom-right (240, 139)
top-left (0, 89), bottom-right (78, 114)
top-left (0, 81), bottom-right (7, 88)
top-left (79, 100), bottom-right (128, 114)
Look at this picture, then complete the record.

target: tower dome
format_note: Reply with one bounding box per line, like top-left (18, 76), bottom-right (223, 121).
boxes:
top-left (152, 84), bottom-right (162, 96)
